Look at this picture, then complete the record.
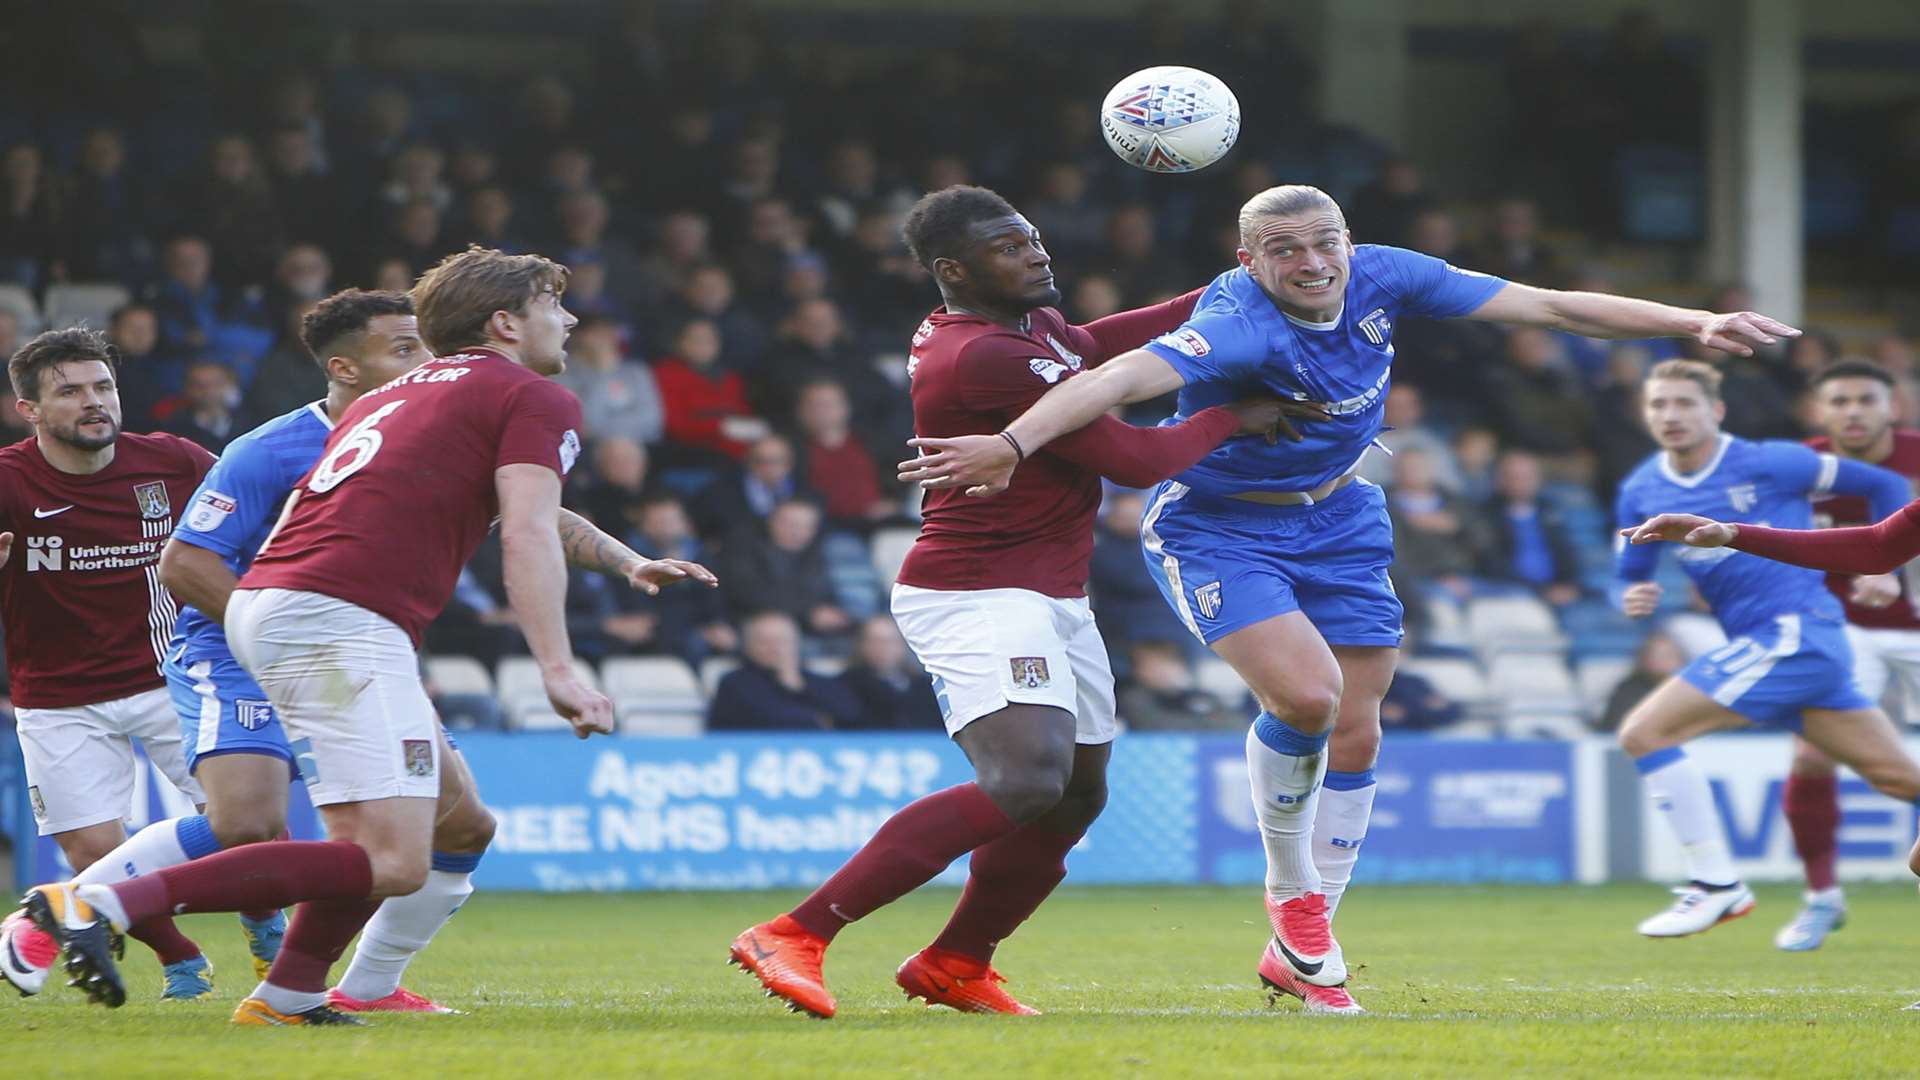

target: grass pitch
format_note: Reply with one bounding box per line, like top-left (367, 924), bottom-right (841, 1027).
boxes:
top-left (5, 883), bottom-right (1918, 1079)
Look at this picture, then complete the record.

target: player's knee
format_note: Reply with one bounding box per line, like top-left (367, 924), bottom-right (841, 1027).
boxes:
top-left (979, 767), bottom-right (1071, 824)
top-left (1616, 714), bottom-right (1667, 758)
top-left (57, 836), bottom-right (118, 873)
top-left (1050, 780), bottom-right (1108, 832)
top-left (365, 847), bottom-right (432, 898)
top-left (1789, 742), bottom-right (1839, 778)
top-left (1861, 762), bottom-right (1920, 804)
top-left (207, 811), bottom-right (284, 850)
top-left (433, 803), bottom-right (496, 855)
top-left (1259, 684), bottom-right (1340, 730)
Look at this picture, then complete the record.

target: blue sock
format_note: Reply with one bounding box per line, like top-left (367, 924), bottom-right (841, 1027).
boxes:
top-left (1252, 712), bottom-right (1329, 757)
top-left (175, 815), bottom-right (223, 860)
top-left (431, 850), bottom-right (485, 874)
top-left (1633, 747), bottom-right (1687, 775)
top-left (1325, 768), bottom-right (1376, 791)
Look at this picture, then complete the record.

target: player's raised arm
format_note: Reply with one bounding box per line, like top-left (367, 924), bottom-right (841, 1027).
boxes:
top-left (1627, 501), bottom-right (1920, 577)
top-left (1467, 280), bottom-right (1799, 357)
top-left (556, 507), bottom-right (717, 594)
top-left (497, 463), bottom-right (612, 737)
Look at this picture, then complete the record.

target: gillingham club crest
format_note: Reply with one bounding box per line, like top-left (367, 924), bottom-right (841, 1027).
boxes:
top-left (133, 480), bottom-right (171, 520)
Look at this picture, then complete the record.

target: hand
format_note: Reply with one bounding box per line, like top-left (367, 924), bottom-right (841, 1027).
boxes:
top-left (897, 433), bottom-right (1019, 498)
top-left (621, 557), bottom-right (718, 595)
top-left (543, 667), bottom-right (614, 739)
top-left (1621, 581), bottom-right (1663, 618)
top-left (1223, 397), bottom-right (1332, 443)
top-left (1851, 573), bottom-right (1901, 609)
top-left (1620, 513), bottom-right (1739, 548)
top-left (0, 531), bottom-right (11, 570)
top-left (1694, 310), bottom-right (1800, 357)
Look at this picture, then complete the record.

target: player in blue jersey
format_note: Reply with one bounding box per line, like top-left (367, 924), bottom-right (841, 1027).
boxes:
top-left (0, 289), bottom-right (712, 1014)
top-left (1610, 360), bottom-right (1920, 936)
top-left (899, 183), bottom-right (1797, 1012)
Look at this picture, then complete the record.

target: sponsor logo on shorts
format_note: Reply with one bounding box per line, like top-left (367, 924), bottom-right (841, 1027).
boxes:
top-left (1009, 657), bottom-right (1051, 689)
top-left (1195, 581), bottom-right (1223, 619)
top-left (134, 481), bottom-right (171, 520)
top-left (1157, 327), bottom-right (1211, 358)
top-left (402, 738), bottom-right (435, 777)
top-left (27, 786), bottom-right (44, 821)
top-left (186, 489), bottom-right (237, 533)
top-left (235, 699), bottom-right (274, 731)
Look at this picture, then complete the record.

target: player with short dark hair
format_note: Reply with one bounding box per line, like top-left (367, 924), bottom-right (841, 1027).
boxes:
top-left (26, 252), bottom-right (715, 1024)
top-left (728, 185), bottom-right (1297, 1019)
top-left (0, 326), bottom-right (231, 1000)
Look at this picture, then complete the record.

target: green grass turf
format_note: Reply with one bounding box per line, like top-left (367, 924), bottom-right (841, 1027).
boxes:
top-left (5, 883), bottom-right (1918, 1079)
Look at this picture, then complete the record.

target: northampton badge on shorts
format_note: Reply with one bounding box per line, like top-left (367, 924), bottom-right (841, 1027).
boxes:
top-left (402, 739), bottom-right (434, 777)
top-left (133, 480), bottom-right (171, 519)
top-left (1009, 656), bottom-right (1051, 689)
top-left (28, 785), bottom-right (45, 821)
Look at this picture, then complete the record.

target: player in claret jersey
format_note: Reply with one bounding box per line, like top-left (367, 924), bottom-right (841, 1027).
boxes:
top-left (730, 185), bottom-right (1300, 1019)
top-left (1775, 361), bottom-right (1920, 951)
top-left (28, 249), bottom-right (707, 1025)
top-left (0, 327), bottom-right (256, 1001)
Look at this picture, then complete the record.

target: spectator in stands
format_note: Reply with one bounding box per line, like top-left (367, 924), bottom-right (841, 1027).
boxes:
top-left (1024, 161), bottom-right (1105, 263)
top-left (243, 298), bottom-right (326, 422)
top-left (711, 138), bottom-right (784, 241)
top-left (0, 143), bottom-right (57, 288)
top-left (1479, 450), bottom-right (1582, 606)
top-left (1379, 660), bottom-right (1465, 732)
top-left (266, 243), bottom-right (333, 328)
top-left (812, 139), bottom-right (902, 241)
top-left (554, 190), bottom-right (648, 310)
top-left (183, 134), bottom-right (285, 289)
top-left (1485, 325), bottom-right (1597, 476)
top-left (163, 358), bottom-right (247, 452)
top-left (337, 87), bottom-right (415, 195)
top-left (832, 204), bottom-right (928, 339)
top-left (730, 197), bottom-right (813, 312)
top-left (1089, 492), bottom-right (1200, 657)
top-left (379, 142), bottom-right (452, 214)
top-left (660, 262), bottom-right (768, 373)
top-left (1783, 329), bottom-right (1842, 390)
top-left (631, 495), bottom-right (737, 662)
top-left (371, 258), bottom-right (414, 293)
top-left (513, 78), bottom-right (587, 186)
top-left (1387, 447), bottom-right (1491, 601)
top-left (1100, 203), bottom-right (1189, 304)
top-left (0, 312), bottom-right (19, 379)
top-left (370, 197), bottom-right (450, 279)
top-left (263, 123), bottom-right (338, 247)
top-left (708, 610), bottom-right (861, 731)
top-left (758, 298), bottom-right (887, 430)
top-left (560, 315), bottom-right (663, 445)
top-left (107, 303), bottom-right (172, 430)
top-left (60, 128), bottom-right (151, 283)
top-left (1068, 274), bottom-right (1123, 323)
top-left (459, 186), bottom-right (523, 253)
top-left (1118, 640), bottom-right (1239, 731)
top-left (793, 379), bottom-right (891, 528)
top-left (1358, 384), bottom-right (1462, 491)
top-left (575, 435), bottom-right (653, 539)
top-left (840, 615), bottom-right (943, 731)
top-left (1349, 156), bottom-right (1429, 248)
top-left (719, 497), bottom-right (852, 638)
top-left (1591, 346), bottom-right (1659, 497)
top-left (1686, 283), bottom-right (1800, 439)
top-left (145, 234), bottom-right (274, 376)
top-left (653, 317), bottom-right (768, 465)
top-left (426, 540), bottom-right (523, 669)
top-left (1600, 630), bottom-right (1687, 731)
top-left (636, 209), bottom-right (712, 307)
top-left (1468, 196), bottom-right (1564, 287)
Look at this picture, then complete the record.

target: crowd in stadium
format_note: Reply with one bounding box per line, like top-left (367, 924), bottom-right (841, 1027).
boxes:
top-left (0, 2), bottom-right (1916, 737)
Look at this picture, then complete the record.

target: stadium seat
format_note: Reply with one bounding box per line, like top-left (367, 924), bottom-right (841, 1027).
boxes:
top-left (1499, 709), bottom-right (1590, 740)
top-left (602, 656), bottom-right (703, 713)
top-left (426, 655), bottom-right (493, 696)
top-left (804, 656), bottom-right (847, 677)
top-left (1575, 656), bottom-right (1634, 718)
top-left (436, 692), bottom-right (508, 732)
top-left (822, 531), bottom-right (882, 620)
top-left (699, 656), bottom-right (739, 698)
top-left (869, 527), bottom-right (918, 586)
top-left (0, 284), bottom-right (41, 336)
top-left (1422, 592), bottom-right (1471, 652)
top-left (497, 656), bottom-right (600, 731)
top-left (1488, 653), bottom-right (1579, 715)
top-left (1465, 595), bottom-right (1568, 656)
top-left (617, 710), bottom-right (704, 737)
top-left (42, 282), bottom-right (131, 331)
top-left (1661, 612), bottom-right (1728, 659)
top-left (1399, 657), bottom-right (1494, 714)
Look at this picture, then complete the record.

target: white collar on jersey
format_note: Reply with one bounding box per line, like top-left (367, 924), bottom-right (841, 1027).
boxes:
top-left (1658, 432), bottom-right (1733, 488)
top-left (1283, 305), bottom-right (1344, 332)
top-left (305, 400), bottom-right (336, 431)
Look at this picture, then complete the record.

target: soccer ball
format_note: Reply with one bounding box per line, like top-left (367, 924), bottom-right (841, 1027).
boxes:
top-left (1100, 66), bottom-right (1241, 174)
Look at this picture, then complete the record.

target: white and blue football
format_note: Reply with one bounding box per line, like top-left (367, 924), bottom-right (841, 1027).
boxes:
top-left (1100, 66), bottom-right (1241, 174)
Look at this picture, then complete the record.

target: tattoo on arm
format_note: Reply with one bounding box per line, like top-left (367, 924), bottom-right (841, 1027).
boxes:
top-left (557, 508), bottom-right (642, 575)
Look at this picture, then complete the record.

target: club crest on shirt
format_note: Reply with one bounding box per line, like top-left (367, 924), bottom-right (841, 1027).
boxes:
top-left (235, 699), bottom-right (274, 731)
top-left (1009, 656), bottom-right (1051, 689)
top-left (1028, 357), bottom-right (1070, 384)
top-left (133, 481), bottom-right (171, 520)
top-left (1157, 327), bottom-right (1211, 358)
top-left (1195, 580), bottom-right (1224, 620)
top-left (402, 738), bottom-right (435, 777)
top-left (1357, 307), bottom-right (1392, 346)
top-left (1726, 483), bottom-right (1758, 513)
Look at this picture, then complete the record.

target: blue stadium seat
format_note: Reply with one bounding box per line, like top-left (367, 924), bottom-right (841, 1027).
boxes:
top-left (822, 531), bottom-right (882, 620)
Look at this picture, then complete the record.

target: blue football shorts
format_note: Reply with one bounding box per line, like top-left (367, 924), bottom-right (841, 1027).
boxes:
top-left (1679, 614), bottom-right (1872, 730)
top-left (165, 648), bottom-right (295, 774)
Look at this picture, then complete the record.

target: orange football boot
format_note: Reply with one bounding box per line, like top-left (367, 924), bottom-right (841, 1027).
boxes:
top-left (729, 914), bottom-right (835, 1019)
top-left (895, 946), bottom-right (1040, 1015)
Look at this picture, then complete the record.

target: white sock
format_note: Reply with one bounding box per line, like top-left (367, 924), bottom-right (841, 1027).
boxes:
top-left (71, 815), bottom-right (208, 886)
top-left (1314, 772), bottom-right (1378, 924)
top-left (1246, 721), bottom-right (1327, 901)
top-left (253, 980), bottom-right (328, 1016)
top-left (1637, 749), bottom-right (1740, 887)
top-left (335, 870), bottom-right (474, 1001)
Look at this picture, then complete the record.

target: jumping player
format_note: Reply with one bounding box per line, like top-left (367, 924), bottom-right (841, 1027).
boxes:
top-left (0, 327), bottom-right (256, 1001)
top-left (1612, 360), bottom-right (1920, 936)
top-left (27, 248), bottom-right (707, 1023)
top-left (729, 185), bottom-right (1299, 1019)
top-left (900, 185), bottom-right (1798, 1011)
top-left (1774, 360), bottom-right (1920, 951)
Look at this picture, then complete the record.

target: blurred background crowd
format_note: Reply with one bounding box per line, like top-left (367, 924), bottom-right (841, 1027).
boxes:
top-left (0, 0), bottom-right (1917, 738)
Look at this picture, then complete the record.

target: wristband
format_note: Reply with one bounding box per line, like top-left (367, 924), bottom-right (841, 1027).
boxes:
top-left (999, 430), bottom-right (1026, 464)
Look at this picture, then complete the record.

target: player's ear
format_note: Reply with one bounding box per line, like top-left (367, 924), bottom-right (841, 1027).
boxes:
top-left (1713, 397), bottom-right (1727, 423)
top-left (325, 353), bottom-right (357, 387)
top-left (12, 395), bottom-right (35, 425)
top-left (1235, 247), bottom-right (1254, 271)
top-left (932, 256), bottom-right (966, 288)
top-left (488, 308), bottom-right (519, 343)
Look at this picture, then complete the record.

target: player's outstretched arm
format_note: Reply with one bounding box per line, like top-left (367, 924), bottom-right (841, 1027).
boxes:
top-left (157, 538), bottom-right (241, 622)
top-left (556, 508), bottom-right (718, 595)
top-left (498, 464), bottom-right (614, 738)
top-left (898, 349), bottom-right (1185, 497)
top-left (1468, 281), bottom-right (1799, 357)
top-left (1625, 502), bottom-right (1920, 576)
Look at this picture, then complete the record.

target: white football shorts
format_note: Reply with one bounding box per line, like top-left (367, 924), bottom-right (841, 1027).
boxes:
top-left (1845, 624), bottom-right (1920, 722)
top-left (890, 583), bottom-right (1117, 745)
top-left (15, 686), bottom-right (204, 836)
top-left (225, 588), bottom-right (439, 806)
